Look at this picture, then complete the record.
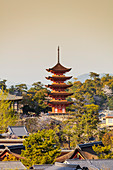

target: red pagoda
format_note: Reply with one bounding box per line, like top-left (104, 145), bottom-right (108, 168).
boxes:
top-left (46, 47), bottom-right (73, 115)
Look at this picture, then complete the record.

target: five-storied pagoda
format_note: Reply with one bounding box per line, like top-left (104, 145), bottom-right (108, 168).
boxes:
top-left (46, 47), bottom-right (73, 115)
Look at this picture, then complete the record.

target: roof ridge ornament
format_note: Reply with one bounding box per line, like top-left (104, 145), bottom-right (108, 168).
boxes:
top-left (58, 46), bottom-right (60, 63)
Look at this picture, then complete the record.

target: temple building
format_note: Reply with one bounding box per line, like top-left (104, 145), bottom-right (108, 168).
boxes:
top-left (46, 47), bottom-right (73, 115)
top-left (0, 90), bottom-right (23, 113)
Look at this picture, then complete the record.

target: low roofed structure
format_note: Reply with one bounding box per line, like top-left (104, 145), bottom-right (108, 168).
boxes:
top-left (0, 90), bottom-right (23, 113)
top-left (0, 147), bottom-right (25, 161)
top-left (8, 126), bottom-right (29, 138)
top-left (56, 141), bottom-right (104, 162)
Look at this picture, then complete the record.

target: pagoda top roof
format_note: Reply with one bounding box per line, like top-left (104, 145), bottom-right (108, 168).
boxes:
top-left (46, 47), bottom-right (72, 73)
top-left (46, 63), bottom-right (71, 73)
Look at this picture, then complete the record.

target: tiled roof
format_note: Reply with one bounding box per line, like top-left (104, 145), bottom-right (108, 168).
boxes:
top-left (45, 162), bottom-right (82, 170)
top-left (0, 161), bottom-right (26, 169)
top-left (0, 148), bottom-right (25, 160)
top-left (77, 141), bottom-right (104, 149)
top-left (66, 159), bottom-right (113, 170)
top-left (0, 139), bottom-right (24, 146)
top-left (8, 126), bottom-right (29, 137)
top-left (8, 144), bottom-right (25, 151)
top-left (0, 93), bottom-right (23, 101)
top-left (106, 112), bottom-right (113, 118)
top-left (32, 164), bottom-right (52, 169)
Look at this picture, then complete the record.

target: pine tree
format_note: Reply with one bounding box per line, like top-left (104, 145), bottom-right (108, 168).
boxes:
top-left (21, 129), bottom-right (60, 168)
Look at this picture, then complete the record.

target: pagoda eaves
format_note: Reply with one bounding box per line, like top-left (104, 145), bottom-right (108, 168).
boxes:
top-left (49, 92), bottom-right (73, 97)
top-left (45, 83), bottom-right (72, 89)
top-left (46, 76), bottom-right (72, 81)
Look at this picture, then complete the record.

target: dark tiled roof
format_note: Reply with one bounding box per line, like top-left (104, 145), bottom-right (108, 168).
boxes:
top-left (0, 161), bottom-right (26, 169)
top-left (8, 126), bottom-right (29, 137)
top-left (0, 145), bottom-right (5, 149)
top-left (77, 141), bottom-right (104, 149)
top-left (8, 144), bottom-right (25, 150)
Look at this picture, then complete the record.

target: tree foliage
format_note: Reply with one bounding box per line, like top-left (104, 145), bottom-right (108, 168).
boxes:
top-left (0, 91), bottom-right (17, 133)
top-left (21, 129), bottom-right (60, 168)
top-left (68, 73), bottom-right (113, 110)
top-left (93, 131), bottom-right (113, 159)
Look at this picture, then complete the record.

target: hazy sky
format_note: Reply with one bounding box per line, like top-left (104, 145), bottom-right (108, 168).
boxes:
top-left (0, 0), bottom-right (113, 86)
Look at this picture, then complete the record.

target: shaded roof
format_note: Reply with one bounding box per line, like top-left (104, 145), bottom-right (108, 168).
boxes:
top-left (0, 161), bottom-right (26, 169)
top-left (8, 126), bottom-right (29, 137)
top-left (66, 159), bottom-right (113, 170)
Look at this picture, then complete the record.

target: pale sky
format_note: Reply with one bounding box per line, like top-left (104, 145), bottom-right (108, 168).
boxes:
top-left (0, 0), bottom-right (113, 87)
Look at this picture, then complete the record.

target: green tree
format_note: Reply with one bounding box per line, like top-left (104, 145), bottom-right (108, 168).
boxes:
top-left (93, 131), bottom-right (113, 159)
top-left (83, 104), bottom-right (99, 141)
top-left (8, 85), bottom-right (15, 95)
top-left (15, 83), bottom-right (27, 92)
top-left (102, 131), bottom-right (113, 147)
top-left (21, 129), bottom-right (61, 168)
top-left (108, 97), bottom-right (113, 110)
top-left (89, 72), bottom-right (99, 79)
top-left (29, 81), bottom-right (44, 92)
top-left (93, 144), bottom-right (113, 159)
top-left (0, 91), bottom-right (17, 133)
top-left (0, 79), bottom-right (7, 90)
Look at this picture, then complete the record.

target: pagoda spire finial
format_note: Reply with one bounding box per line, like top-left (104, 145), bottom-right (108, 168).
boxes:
top-left (58, 46), bottom-right (60, 63)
